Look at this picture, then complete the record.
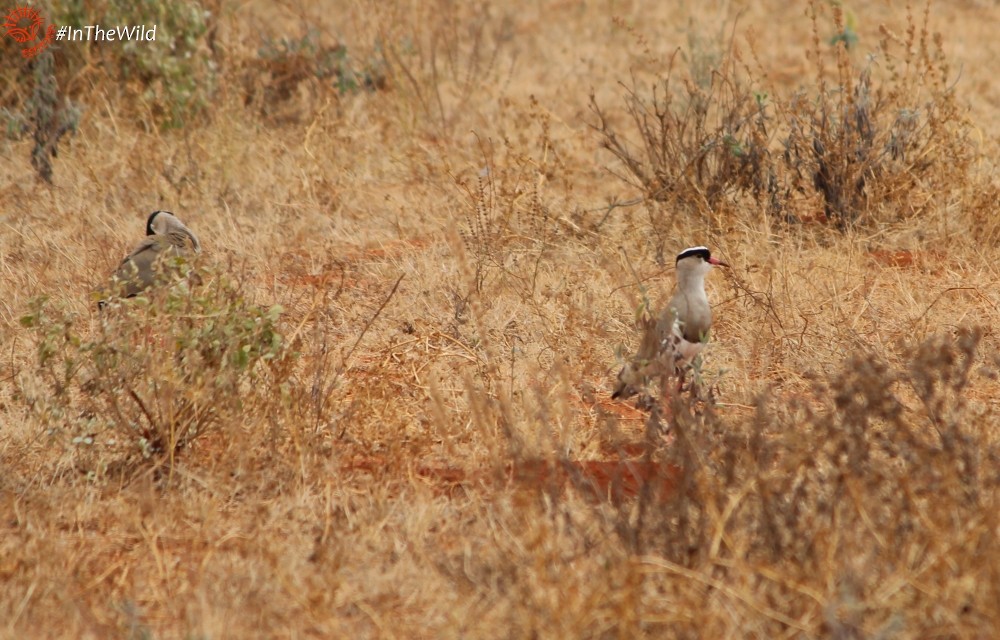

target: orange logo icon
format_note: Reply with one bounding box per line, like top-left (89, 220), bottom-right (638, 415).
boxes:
top-left (3, 5), bottom-right (55, 58)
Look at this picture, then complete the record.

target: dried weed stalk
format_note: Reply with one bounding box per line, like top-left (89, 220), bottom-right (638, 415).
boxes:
top-left (458, 137), bottom-right (553, 297)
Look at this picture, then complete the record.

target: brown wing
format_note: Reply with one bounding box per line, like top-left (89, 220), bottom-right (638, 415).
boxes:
top-left (109, 237), bottom-right (165, 298)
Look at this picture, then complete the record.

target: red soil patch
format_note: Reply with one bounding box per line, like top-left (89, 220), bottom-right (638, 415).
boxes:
top-left (342, 455), bottom-right (681, 506)
top-left (276, 238), bottom-right (430, 289)
top-left (506, 458), bottom-right (681, 505)
top-left (868, 249), bottom-right (946, 270)
top-left (593, 396), bottom-right (646, 421)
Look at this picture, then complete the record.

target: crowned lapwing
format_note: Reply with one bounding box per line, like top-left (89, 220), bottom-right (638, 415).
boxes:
top-left (612, 246), bottom-right (728, 400)
top-left (99, 210), bottom-right (201, 308)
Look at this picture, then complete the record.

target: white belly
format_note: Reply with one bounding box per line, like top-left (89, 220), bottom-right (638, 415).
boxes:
top-left (661, 319), bottom-right (706, 372)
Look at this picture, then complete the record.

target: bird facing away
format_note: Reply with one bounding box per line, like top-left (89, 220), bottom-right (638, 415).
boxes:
top-left (612, 246), bottom-right (728, 400)
top-left (100, 210), bottom-right (201, 306)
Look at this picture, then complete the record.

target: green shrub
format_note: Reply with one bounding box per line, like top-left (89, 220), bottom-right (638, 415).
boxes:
top-left (24, 0), bottom-right (218, 130)
top-left (243, 29), bottom-right (387, 123)
top-left (17, 265), bottom-right (290, 472)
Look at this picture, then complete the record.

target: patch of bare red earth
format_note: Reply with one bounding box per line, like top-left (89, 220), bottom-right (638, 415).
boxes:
top-left (184, 382), bottom-right (678, 505)
top-left (342, 455), bottom-right (681, 507)
top-left (275, 238), bottom-right (431, 289)
top-left (868, 248), bottom-right (946, 271)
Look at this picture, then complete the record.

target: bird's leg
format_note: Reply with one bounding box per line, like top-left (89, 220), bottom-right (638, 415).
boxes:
top-left (636, 392), bottom-right (655, 412)
top-left (657, 368), bottom-right (678, 425)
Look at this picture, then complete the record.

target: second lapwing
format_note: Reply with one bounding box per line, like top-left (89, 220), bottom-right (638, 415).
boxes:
top-left (100, 210), bottom-right (201, 307)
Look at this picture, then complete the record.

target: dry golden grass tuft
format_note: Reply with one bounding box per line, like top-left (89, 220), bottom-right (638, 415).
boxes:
top-left (2, 0), bottom-right (1000, 637)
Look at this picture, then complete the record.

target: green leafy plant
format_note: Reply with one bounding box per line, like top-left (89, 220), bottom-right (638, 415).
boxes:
top-left (42, 0), bottom-right (218, 130)
top-left (17, 264), bottom-right (290, 472)
top-left (244, 29), bottom-right (387, 122)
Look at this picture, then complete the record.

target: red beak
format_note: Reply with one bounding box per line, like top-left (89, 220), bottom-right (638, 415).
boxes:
top-left (708, 257), bottom-right (729, 267)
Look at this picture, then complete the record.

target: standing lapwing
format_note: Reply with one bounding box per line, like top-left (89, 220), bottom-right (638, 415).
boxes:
top-left (99, 210), bottom-right (201, 308)
top-left (613, 246), bottom-right (728, 400)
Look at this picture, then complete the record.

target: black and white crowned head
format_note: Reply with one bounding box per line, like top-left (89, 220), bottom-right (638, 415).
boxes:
top-left (675, 245), bottom-right (727, 275)
top-left (675, 246), bottom-right (713, 263)
top-left (145, 210), bottom-right (164, 236)
top-left (146, 210), bottom-right (201, 253)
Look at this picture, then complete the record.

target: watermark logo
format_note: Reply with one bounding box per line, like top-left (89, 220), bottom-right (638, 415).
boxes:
top-left (4, 5), bottom-right (157, 59)
top-left (3, 5), bottom-right (55, 58)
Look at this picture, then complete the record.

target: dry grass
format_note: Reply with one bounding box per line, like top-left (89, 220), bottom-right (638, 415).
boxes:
top-left (2, 0), bottom-right (1000, 637)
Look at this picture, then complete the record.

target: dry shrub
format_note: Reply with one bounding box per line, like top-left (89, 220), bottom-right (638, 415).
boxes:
top-left (242, 30), bottom-right (387, 124)
top-left (16, 264), bottom-right (289, 474)
top-left (589, 31), bottom-right (768, 219)
top-left (781, 1), bottom-right (974, 227)
top-left (591, 0), bottom-right (976, 230)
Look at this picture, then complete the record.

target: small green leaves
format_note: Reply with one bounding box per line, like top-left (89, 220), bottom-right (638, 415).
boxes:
top-left (19, 267), bottom-right (293, 464)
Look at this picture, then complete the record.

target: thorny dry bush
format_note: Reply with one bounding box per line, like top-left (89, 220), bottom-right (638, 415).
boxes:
top-left (377, 0), bottom-right (514, 137)
top-left (590, 0), bottom-right (975, 236)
